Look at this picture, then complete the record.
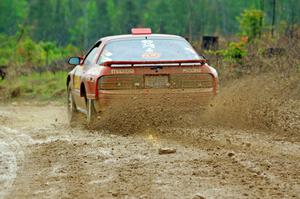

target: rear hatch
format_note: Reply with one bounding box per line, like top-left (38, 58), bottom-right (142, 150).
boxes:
top-left (99, 60), bottom-right (214, 90)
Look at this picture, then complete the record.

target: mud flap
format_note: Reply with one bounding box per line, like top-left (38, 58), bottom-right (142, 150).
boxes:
top-left (87, 99), bottom-right (97, 127)
top-left (67, 87), bottom-right (80, 127)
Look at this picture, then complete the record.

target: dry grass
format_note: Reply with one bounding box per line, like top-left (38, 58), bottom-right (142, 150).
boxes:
top-left (0, 71), bottom-right (67, 101)
top-left (203, 31), bottom-right (300, 84)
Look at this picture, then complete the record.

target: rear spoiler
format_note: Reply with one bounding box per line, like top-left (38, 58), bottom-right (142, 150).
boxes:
top-left (102, 60), bottom-right (207, 67)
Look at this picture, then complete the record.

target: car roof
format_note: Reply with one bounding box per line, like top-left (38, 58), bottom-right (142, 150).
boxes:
top-left (97, 34), bottom-right (184, 44)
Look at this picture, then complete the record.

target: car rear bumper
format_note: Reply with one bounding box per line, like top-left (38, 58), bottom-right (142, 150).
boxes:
top-left (94, 88), bottom-right (216, 112)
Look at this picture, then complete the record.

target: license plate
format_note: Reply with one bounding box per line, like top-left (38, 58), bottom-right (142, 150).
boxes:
top-left (145, 75), bottom-right (169, 88)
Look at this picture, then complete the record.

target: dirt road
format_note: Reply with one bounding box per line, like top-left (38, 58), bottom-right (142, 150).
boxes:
top-left (0, 103), bottom-right (299, 199)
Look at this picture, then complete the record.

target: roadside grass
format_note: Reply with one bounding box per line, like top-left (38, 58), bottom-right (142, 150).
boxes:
top-left (0, 71), bottom-right (67, 101)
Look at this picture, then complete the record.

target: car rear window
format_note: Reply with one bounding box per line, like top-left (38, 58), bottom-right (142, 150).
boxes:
top-left (98, 38), bottom-right (202, 64)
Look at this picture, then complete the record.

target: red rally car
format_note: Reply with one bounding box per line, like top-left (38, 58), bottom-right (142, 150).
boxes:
top-left (67, 28), bottom-right (218, 125)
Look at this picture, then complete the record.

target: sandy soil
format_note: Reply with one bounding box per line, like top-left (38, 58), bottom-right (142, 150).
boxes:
top-left (0, 101), bottom-right (299, 199)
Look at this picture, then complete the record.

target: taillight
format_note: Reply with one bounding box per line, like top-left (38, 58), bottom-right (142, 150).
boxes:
top-left (98, 75), bottom-right (143, 90)
top-left (170, 74), bottom-right (213, 88)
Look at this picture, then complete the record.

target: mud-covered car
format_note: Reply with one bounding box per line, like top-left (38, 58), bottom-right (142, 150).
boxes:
top-left (67, 28), bottom-right (218, 125)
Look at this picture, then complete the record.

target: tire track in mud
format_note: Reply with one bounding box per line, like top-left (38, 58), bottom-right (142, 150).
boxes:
top-left (5, 127), bottom-right (101, 199)
top-left (0, 127), bottom-right (34, 198)
top-left (150, 127), bottom-right (300, 198)
top-left (0, 141), bottom-right (17, 198)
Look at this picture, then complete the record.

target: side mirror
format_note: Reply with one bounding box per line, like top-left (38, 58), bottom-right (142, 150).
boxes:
top-left (68, 57), bottom-right (81, 65)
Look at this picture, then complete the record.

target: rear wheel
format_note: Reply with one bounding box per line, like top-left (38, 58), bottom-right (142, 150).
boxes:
top-left (86, 98), bottom-right (97, 127)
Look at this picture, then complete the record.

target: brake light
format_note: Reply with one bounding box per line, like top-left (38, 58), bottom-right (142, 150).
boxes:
top-left (131, 28), bottom-right (152, 35)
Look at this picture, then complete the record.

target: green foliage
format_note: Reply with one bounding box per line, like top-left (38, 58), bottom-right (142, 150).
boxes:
top-left (0, 71), bottom-right (67, 100)
top-left (0, 34), bottom-right (15, 65)
top-left (0, 34), bottom-right (22, 66)
top-left (218, 42), bottom-right (247, 62)
top-left (0, 33), bottom-right (79, 68)
top-left (238, 9), bottom-right (264, 40)
top-left (0, 0), bottom-right (28, 34)
top-left (16, 37), bottom-right (46, 66)
top-left (221, 42), bottom-right (247, 60)
top-left (143, 0), bottom-right (188, 35)
top-left (1, 0), bottom-right (299, 47)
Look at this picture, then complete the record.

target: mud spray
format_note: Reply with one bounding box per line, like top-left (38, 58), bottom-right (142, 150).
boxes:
top-left (203, 73), bottom-right (300, 133)
top-left (91, 73), bottom-right (300, 136)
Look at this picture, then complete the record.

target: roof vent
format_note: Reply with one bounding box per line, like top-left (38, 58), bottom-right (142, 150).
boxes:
top-left (131, 28), bottom-right (152, 35)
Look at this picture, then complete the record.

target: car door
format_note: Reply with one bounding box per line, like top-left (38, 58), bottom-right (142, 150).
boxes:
top-left (73, 44), bottom-right (101, 112)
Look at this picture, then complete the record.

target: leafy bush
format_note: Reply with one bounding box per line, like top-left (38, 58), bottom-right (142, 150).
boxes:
top-left (238, 9), bottom-right (264, 41)
top-left (0, 34), bottom-right (16, 65)
top-left (0, 33), bottom-right (79, 71)
top-left (219, 41), bottom-right (247, 61)
top-left (16, 37), bottom-right (46, 66)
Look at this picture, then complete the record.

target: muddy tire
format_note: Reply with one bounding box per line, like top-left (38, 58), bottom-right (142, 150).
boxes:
top-left (86, 98), bottom-right (97, 127)
top-left (67, 86), bottom-right (79, 126)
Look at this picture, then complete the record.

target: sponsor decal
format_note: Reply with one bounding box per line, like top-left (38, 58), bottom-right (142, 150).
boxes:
top-left (141, 40), bottom-right (155, 49)
top-left (111, 69), bottom-right (134, 74)
top-left (141, 40), bottom-right (159, 58)
top-left (182, 68), bottom-right (202, 73)
top-left (142, 52), bottom-right (161, 59)
top-left (74, 76), bottom-right (81, 89)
